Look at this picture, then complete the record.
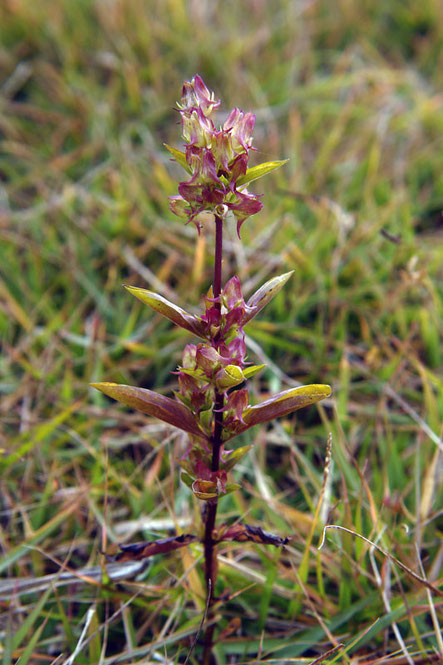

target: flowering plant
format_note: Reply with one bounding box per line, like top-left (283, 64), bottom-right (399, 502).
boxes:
top-left (92, 75), bottom-right (331, 664)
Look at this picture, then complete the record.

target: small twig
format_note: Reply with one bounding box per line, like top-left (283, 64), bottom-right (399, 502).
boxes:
top-left (383, 383), bottom-right (443, 452)
top-left (319, 525), bottom-right (443, 596)
top-left (122, 246), bottom-right (178, 301)
top-left (183, 579), bottom-right (213, 665)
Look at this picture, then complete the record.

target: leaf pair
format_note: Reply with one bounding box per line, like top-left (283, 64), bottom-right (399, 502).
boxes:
top-left (125, 271), bottom-right (294, 338)
top-left (107, 523), bottom-right (288, 563)
top-left (90, 382), bottom-right (331, 441)
top-left (164, 142), bottom-right (288, 190)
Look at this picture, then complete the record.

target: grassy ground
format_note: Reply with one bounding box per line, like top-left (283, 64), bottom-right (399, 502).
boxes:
top-left (0, 0), bottom-right (442, 663)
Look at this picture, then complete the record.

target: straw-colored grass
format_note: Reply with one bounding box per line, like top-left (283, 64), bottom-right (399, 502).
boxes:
top-left (1, 1), bottom-right (442, 663)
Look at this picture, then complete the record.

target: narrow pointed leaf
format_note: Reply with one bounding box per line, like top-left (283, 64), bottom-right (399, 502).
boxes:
top-left (242, 364), bottom-right (266, 379)
top-left (240, 385), bottom-right (331, 431)
top-left (176, 367), bottom-right (203, 380)
top-left (124, 286), bottom-right (206, 338)
top-left (236, 160), bottom-right (289, 188)
top-left (181, 472), bottom-right (194, 488)
top-left (222, 445), bottom-right (252, 471)
top-left (14, 616), bottom-right (49, 665)
top-left (224, 483), bottom-right (241, 495)
top-left (163, 143), bottom-right (193, 174)
top-left (244, 272), bottom-right (294, 323)
top-left (91, 383), bottom-right (204, 438)
top-left (12, 582), bottom-right (54, 651)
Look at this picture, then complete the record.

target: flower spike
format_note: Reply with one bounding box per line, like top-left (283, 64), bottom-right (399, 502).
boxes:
top-left (169, 75), bottom-right (264, 232)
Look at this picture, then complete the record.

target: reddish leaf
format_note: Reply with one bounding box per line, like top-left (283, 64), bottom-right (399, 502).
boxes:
top-left (124, 286), bottom-right (206, 338)
top-left (91, 382), bottom-right (205, 438)
top-left (239, 384), bottom-right (331, 432)
top-left (242, 364), bottom-right (265, 379)
top-left (222, 384), bottom-right (331, 442)
top-left (107, 534), bottom-right (198, 562)
top-left (216, 617), bottom-right (241, 643)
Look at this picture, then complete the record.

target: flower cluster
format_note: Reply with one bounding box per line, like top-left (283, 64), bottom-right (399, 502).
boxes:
top-left (168, 75), bottom-right (263, 234)
top-left (176, 278), bottom-right (253, 500)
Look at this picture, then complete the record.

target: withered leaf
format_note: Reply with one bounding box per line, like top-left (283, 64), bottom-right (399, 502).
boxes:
top-left (215, 617), bottom-right (241, 643)
top-left (218, 523), bottom-right (289, 547)
top-left (107, 534), bottom-right (198, 562)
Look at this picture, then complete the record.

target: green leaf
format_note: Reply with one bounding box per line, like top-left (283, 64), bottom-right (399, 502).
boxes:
top-left (163, 143), bottom-right (192, 174)
top-left (12, 584), bottom-right (53, 651)
top-left (178, 458), bottom-right (194, 475)
top-left (179, 367), bottom-right (204, 379)
top-left (124, 286), bottom-right (206, 338)
top-left (215, 364), bottom-right (245, 390)
top-left (199, 407), bottom-right (213, 433)
top-left (244, 272), bottom-right (294, 323)
top-left (236, 160), bottom-right (288, 187)
top-left (224, 483), bottom-right (241, 495)
top-left (90, 383), bottom-right (205, 438)
top-left (242, 364), bottom-right (266, 379)
top-left (181, 472), bottom-right (194, 488)
top-left (222, 445), bottom-right (252, 471)
top-left (15, 617), bottom-right (49, 665)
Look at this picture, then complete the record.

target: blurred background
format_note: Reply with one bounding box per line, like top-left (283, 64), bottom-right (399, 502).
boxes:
top-left (0, 0), bottom-right (442, 663)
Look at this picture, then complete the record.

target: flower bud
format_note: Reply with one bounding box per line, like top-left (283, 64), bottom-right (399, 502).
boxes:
top-left (180, 75), bottom-right (220, 117)
top-left (182, 344), bottom-right (197, 368)
top-left (196, 345), bottom-right (224, 376)
top-left (215, 365), bottom-right (245, 390)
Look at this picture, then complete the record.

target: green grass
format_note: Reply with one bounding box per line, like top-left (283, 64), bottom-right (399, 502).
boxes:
top-left (0, 0), bottom-right (442, 663)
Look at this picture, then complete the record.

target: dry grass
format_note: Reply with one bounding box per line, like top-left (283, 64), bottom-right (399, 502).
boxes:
top-left (0, 0), bottom-right (442, 663)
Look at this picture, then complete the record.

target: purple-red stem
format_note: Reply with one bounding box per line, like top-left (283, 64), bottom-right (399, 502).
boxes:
top-left (202, 214), bottom-right (224, 665)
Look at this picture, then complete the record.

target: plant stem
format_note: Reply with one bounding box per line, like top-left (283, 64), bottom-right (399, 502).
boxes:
top-left (202, 214), bottom-right (224, 665)
top-left (213, 213), bottom-right (223, 301)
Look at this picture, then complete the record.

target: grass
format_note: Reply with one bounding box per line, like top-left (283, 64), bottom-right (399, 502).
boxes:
top-left (0, 0), bottom-right (442, 663)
